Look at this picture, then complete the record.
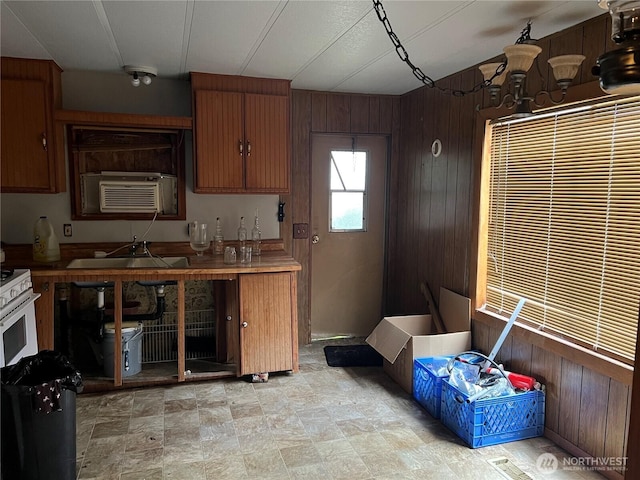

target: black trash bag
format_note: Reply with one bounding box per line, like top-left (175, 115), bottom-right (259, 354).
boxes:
top-left (1, 350), bottom-right (83, 393)
top-left (1, 350), bottom-right (81, 480)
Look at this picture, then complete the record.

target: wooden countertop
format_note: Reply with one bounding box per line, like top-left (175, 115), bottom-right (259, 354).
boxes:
top-left (1, 242), bottom-right (301, 281)
top-left (32, 253), bottom-right (301, 280)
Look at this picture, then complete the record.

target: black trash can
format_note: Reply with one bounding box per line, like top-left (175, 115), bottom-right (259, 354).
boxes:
top-left (1, 350), bottom-right (83, 480)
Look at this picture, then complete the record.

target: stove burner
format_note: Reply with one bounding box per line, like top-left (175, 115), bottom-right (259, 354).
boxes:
top-left (0, 269), bottom-right (15, 282)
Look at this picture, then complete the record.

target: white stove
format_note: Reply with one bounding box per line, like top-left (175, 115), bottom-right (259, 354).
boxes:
top-left (0, 269), bottom-right (32, 308)
top-left (0, 268), bottom-right (40, 367)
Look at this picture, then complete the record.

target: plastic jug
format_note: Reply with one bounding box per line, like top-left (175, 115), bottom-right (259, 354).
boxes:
top-left (33, 216), bottom-right (60, 262)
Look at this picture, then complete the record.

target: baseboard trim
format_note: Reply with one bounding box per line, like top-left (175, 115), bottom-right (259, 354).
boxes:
top-left (545, 429), bottom-right (625, 480)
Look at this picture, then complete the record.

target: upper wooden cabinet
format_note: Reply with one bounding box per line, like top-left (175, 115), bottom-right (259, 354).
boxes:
top-left (1, 57), bottom-right (64, 193)
top-left (191, 72), bottom-right (291, 194)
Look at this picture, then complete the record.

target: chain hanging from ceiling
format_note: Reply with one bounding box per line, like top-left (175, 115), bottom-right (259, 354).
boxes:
top-left (372, 0), bottom-right (531, 97)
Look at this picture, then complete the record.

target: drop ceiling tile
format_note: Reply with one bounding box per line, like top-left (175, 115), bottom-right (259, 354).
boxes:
top-left (102, 1), bottom-right (188, 77)
top-left (186, 0), bottom-right (283, 76)
top-left (0, 2), bottom-right (52, 60)
top-left (292, 0), bottom-right (469, 92)
top-left (242, 0), bottom-right (371, 80)
top-left (4, 0), bottom-right (121, 71)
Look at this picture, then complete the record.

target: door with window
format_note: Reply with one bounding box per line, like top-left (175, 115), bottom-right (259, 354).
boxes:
top-left (311, 135), bottom-right (387, 337)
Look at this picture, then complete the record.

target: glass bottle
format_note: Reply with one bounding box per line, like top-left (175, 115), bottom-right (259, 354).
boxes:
top-left (251, 213), bottom-right (262, 256)
top-left (214, 217), bottom-right (224, 255)
top-left (237, 216), bottom-right (247, 247)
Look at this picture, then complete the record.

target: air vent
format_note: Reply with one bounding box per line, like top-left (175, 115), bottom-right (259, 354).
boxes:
top-left (99, 180), bottom-right (160, 213)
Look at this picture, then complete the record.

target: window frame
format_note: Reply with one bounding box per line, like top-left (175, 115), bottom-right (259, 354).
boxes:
top-left (469, 85), bottom-right (635, 386)
top-left (328, 148), bottom-right (369, 233)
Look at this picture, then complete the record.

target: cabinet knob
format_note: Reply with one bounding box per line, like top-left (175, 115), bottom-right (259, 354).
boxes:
top-left (246, 141), bottom-right (251, 157)
top-left (41, 133), bottom-right (47, 151)
top-left (226, 315), bottom-right (232, 322)
top-left (239, 140), bottom-right (243, 156)
top-left (241, 321), bottom-right (248, 328)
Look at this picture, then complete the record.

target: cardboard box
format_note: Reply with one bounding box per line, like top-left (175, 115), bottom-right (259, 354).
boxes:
top-left (366, 287), bottom-right (471, 394)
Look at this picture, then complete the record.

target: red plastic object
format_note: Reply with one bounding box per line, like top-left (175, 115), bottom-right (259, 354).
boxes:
top-left (485, 367), bottom-right (537, 391)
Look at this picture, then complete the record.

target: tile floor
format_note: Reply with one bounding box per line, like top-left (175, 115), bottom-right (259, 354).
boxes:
top-left (75, 340), bottom-right (607, 480)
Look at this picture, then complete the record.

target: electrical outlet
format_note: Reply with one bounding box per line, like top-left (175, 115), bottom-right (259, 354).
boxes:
top-left (63, 224), bottom-right (72, 237)
top-left (293, 223), bottom-right (309, 239)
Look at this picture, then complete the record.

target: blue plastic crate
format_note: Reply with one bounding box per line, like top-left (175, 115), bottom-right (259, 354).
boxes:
top-left (440, 379), bottom-right (545, 448)
top-left (413, 356), bottom-right (453, 419)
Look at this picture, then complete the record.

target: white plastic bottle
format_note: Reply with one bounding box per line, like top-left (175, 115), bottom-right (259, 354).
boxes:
top-left (33, 216), bottom-right (61, 262)
top-left (214, 217), bottom-right (224, 255)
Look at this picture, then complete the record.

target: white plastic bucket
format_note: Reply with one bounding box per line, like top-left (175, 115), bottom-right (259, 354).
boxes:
top-left (102, 322), bottom-right (143, 378)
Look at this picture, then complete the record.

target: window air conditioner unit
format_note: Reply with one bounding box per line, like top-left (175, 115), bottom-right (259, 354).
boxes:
top-left (81, 171), bottom-right (177, 215)
top-left (99, 180), bottom-right (161, 213)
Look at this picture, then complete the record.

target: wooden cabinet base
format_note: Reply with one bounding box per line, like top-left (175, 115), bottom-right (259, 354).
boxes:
top-left (28, 254), bottom-right (301, 391)
top-left (239, 272), bottom-right (299, 376)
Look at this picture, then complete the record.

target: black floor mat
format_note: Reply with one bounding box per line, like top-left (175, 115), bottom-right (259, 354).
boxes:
top-left (323, 344), bottom-right (383, 367)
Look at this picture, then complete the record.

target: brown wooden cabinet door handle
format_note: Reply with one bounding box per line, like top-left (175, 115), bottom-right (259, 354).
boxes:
top-left (246, 141), bottom-right (251, 157)
top-left (41, 133), bottom-right (47, 151)
top-left (239, 140), bottom-right (243, 156)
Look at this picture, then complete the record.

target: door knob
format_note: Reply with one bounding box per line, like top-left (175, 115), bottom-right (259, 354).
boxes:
top-left (241, 321), bottom-right (248, 328)
top-left (312, 234), bottom-right (320, 244)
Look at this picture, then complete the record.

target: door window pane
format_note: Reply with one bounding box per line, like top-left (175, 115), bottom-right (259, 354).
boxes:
top-left (330, 150), bottom-right (367, 232)
top-left (331, 192), bottom-right (364, 230)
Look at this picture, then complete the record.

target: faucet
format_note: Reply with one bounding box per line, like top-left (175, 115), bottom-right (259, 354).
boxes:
top-left (129, 235), bottom-right (139, 256)
top-left (140, 240), bottom-right (151, 256)
top-left (129, 236), bottom-right (152, 256)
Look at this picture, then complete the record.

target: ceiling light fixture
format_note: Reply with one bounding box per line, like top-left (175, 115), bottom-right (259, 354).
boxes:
top-left (123, 65), bottom-right (157, 87)
top-left (478, 22), bottom-right (585, 117)
top-left (373, 0), bottom-right (587, 117)
top-left (593, 0), bottom-right (640, 95)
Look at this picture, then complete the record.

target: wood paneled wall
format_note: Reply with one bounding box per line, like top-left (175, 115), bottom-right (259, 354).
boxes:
top-left (388, 14), bottom-right (615, 312)
top-left (287, 91), bottom-right (400, 345)
top-left (386, 13), bottom-right (629, 479)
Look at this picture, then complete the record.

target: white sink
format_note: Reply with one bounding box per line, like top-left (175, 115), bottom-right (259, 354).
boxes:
top-left (67, 256), bottom-right (189, 269)
top-left (67, 258), bottom-right (131, 269)
top-left (129, 257), bottom-right (189, 268)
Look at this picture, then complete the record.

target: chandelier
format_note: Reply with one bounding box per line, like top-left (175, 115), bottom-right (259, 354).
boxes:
top-left (374, 0), bottom-right (640, 115)
top-left (478, 22), bottom-right (585, 117)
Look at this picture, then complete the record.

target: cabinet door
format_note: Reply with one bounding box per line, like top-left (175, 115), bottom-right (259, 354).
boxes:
top-left (244, 93), bottom-right (289, 192)
top-left (194, 90), bottom-right (244, 192)
top-left (1, 79), bottom-right (54, 192)
top-left (239, 273), bottom-right (294, 375)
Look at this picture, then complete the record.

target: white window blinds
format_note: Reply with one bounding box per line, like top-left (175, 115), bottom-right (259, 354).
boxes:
top-left (485, 96), bottom-right (640, 363)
